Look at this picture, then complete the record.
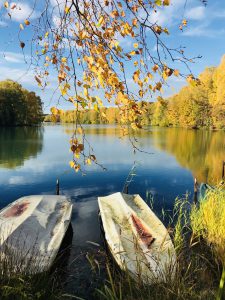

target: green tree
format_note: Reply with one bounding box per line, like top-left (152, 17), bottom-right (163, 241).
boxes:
top-left (0, 80), bottom-right (43, 126)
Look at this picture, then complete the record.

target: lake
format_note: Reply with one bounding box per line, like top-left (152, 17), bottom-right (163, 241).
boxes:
top-left (0, 124), bottom-right (225, 297)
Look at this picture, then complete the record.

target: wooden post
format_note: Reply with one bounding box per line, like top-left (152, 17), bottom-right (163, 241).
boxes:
top-left (124, 185), bottom-right (128, 194)
top-left (222, 161), bottom-right (225, 180)
top-left (56, 179), bottom-right (59, 195)
top-left (194, 178), bottom-right (198, 203)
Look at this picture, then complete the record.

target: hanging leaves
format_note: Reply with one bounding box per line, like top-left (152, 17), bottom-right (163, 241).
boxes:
top-left (3, 0), bottom-right (197, 172)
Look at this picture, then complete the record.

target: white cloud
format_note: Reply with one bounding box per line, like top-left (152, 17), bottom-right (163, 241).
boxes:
top-left (183, 25), bottom-right (225, 38)
top-left (0, 65), bottom-right (37, 86)
top-left (185, 6), bottom-right (206, 20)
top-left (0, 51), bottom-right (27, 63)
top-left (5, 2), bottom-right (40, 22)
top-left (147, 0), bottom-right (187, 27)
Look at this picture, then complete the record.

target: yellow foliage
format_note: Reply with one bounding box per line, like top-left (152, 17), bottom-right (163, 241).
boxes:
top-left (191, 188), bottom-right (225, 263)
top-left (69, 160), bottom-right (75, 168)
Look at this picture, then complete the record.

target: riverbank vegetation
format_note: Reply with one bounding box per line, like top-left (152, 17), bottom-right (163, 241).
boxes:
top-left (45, 55), bottom-right (225, 130)
top-left (0, 80), bottom-right (43, 126)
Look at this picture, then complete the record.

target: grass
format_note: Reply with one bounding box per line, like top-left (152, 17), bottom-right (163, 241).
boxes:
top-left (0, 226), bottom-right (74, 300)
top-left (190, 187), bottom-right (225, 300)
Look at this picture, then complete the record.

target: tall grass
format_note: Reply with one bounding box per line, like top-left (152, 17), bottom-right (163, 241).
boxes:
top-left (191, 187), bottom-right (225, 300)
top-left (0, 230), bottom-right (73, 300)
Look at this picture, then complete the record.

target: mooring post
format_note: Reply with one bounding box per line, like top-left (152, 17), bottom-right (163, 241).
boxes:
top-left (222, 161), bottom-right (225, 180)
top-left (56, 179), bottom-right (59, 195)
top-left (194, 178), bottom-right (198, 203)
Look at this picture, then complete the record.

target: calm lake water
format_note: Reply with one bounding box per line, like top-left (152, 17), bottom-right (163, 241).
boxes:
top-left (0, 124), bottom-right (225, 297)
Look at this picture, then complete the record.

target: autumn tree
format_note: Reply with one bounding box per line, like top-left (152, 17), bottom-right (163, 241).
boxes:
top-left (150, 56), bottom-right (225, 129)
top-left (211, 56), bottom-right (225, 128)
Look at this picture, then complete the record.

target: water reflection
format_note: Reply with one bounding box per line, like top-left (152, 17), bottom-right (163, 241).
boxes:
top-left (152, 128), bottom-right (225, 185)
top-left (0, 127), bottom-right (43, 169)
top-left (63, 125), bottom-right (225, 185)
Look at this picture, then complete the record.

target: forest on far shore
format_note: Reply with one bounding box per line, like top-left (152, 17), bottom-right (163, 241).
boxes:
top-left (0, 80), bottom-right (43, 126)
top-left (45, 55), bottom-right (225, 129)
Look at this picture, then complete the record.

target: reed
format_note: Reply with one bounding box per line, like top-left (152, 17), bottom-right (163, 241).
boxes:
top-left (190, 187), bottom-right (225, 300)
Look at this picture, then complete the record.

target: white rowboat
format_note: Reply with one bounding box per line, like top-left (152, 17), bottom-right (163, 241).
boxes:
top-left (0, 195), bottom-right (72, 274)
top-left (98, 192), bottom-right (176, 284)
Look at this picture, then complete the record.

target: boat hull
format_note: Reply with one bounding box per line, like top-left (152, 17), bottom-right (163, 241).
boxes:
top-left (0, 195), bottom-right (73, 274)
top-left (98, 192), bottom-right (176, 284)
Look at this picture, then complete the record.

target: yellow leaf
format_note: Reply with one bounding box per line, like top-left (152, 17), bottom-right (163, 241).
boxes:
top-left (86, 158), bottom-right (92, 165)
top-left (164, 28), bottom-right (169, 34)
top-left (129, 50), bottom-right (136, 56)
top-left (98, 16), bottom-right (104, 26)
top-left (155, 0), bottom-right (162, 6)
top-left (147, 72), bottom-right (153, 79)
top-left (20, 24), bottom-right (24, 30)
top-left (152, 64), bottom-right (159, 72)
top-left (84, 88), bottom-right (88, 97)
top-left (94, 103), bottom-right (99, 111)
top-left (4, 1), bottom-right (9, 8)
top-left (65, 6), bottom-right (70, 14)
top-left (24, 19), bottom-right (30, 25)
top-left (163, 0), bottom-right (170, 5)
top-left (133, 43), bottom-right (139, 49)
top-left (155, 82), bottom-right (162, 91)
top-left (69, 161), bottom-right (75, 168)
top-left (132, 18), bottom-right (138, 27)
top-left (173, 69), bottom-right (180, 77)
top-left (182, 19), bottom-right (187, 26)
top-left (61, 57), bottom-right (67, 63)
top-left (75, 153), bottom-right (80, 159)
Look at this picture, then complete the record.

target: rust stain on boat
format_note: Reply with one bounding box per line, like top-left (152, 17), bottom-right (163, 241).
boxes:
top-left (3, 202), bottom-right (30, 218)
top-left (131, 214), bottom-right (155, 248)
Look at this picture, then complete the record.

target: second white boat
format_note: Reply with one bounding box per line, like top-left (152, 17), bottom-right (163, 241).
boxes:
top-left (98, 192), bottom-right (176, 284)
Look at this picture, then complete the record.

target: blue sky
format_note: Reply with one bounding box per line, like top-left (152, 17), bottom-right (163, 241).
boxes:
top-left (0, 0), bottom-right (225, 113)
